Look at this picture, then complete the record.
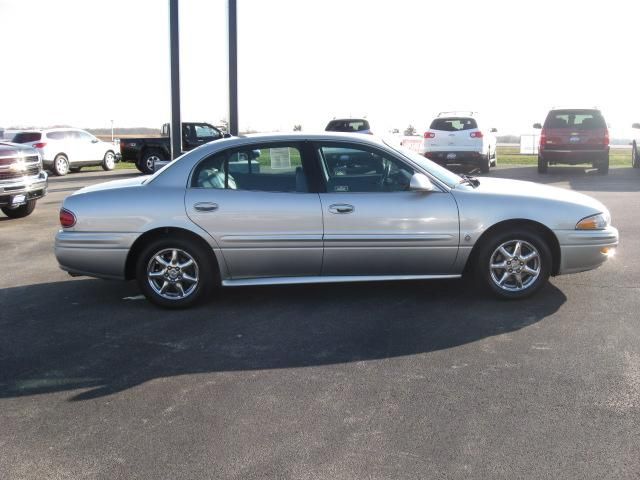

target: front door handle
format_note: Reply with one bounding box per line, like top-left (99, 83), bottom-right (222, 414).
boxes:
top-left (194, 202), bottom-right (218, 212)
top-left (328, 204), bottom-right (354, 214)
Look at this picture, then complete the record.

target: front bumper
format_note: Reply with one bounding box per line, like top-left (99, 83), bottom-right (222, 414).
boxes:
top-left (55, 230), bottom-right (138, 279)
top-left (555, 226), bottom-right (619, 275)
top-left (0, 171), bottom-right (48, 207)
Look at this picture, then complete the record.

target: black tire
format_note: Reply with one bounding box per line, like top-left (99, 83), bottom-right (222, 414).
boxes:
top-left (537, 155), bottom-right (548, 174)
top-left (475, 227), bottom-right (551, 299)
top-left (632, 143), bottom-right (638, 168)
top-left (139, 149), bottom-right (164, 175)
top-left (1, 199), bottom-right (37, 219)
top-left (70, 167), bottom-right (82, 173)
top-left (136, 236), bottom-right (215, 309)
top-left (480, 151), bottom-right (491, 173)
top-left (53, 154), bottom-right (70, 176)
top-left (597, 156), bottom-right (609, 175)
top-left (102, 150), bottom-right (116, 171)
top-left (491, 147), bottom-right (497, 167)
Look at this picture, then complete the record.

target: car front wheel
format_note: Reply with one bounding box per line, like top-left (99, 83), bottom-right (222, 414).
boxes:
top-left (1, 199), bottom-right (37, 219)
top-left (476, 229), bottom-right (551, 299)
top-left (136, 237), bottom-right (214, 308)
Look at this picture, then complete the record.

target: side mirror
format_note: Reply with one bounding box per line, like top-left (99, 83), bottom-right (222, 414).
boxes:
top-left (223, 133), bottom-right (232, 138)
top-left (91, 138), bottom-right (99, 143)
top-left (409, 173), bottom-right (435, 192)
top-left (632, 123), bottom-right (640, 129)
top-left (533, 123), bottom-right (542, 129)
top-left (490, 128), bottom-right (498, 133)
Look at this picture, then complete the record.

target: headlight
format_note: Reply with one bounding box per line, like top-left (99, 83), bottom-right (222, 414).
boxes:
top-left (576, 212), bottom-right (610, 230)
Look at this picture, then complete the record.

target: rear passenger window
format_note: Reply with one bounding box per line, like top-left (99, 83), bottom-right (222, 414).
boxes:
top-left (47, 131), bottom-right (67, 140)
top-left (191, 145), bottom-right (308, 193)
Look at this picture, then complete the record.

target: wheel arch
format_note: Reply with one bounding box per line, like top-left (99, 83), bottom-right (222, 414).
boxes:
top-left (124, 226), bottom-right (221, 282)
top-left (464, 218), bottom-right (561, 276)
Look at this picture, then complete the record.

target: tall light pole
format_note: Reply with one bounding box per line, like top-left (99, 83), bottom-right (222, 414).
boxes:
top-left (169, 0), bottom-right (182, 160)
top-left (110, 119), bottom-right (114, 143)
top-left (228, 0), bottom-right (238, 135)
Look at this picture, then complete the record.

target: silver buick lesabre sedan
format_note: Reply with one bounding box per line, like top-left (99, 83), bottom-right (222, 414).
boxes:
top-left (55, 133), bottom-right (618, 308)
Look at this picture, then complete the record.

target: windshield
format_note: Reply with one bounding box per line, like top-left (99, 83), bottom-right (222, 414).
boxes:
top-left (544, 110), bottom-right (606, 130)
top-left (325, 119), bottom-right (370, 132)
top-left (384, 140), bottom-right (462, 188)
top-left (430, 117), bottom-right (478, 131)
top-left (12, 132), bottom-right (41, 143)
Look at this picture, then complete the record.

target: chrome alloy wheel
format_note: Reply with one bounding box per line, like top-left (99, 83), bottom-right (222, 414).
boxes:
top-left (147, 248), bottom-right (199, 300)
top-left (489, 239), bottom-right (541, 292)
top-left (104, 152), bottom-right (115, 169)
top-left (55, 156), bottom-right (69, 175)
top-left (145, 155), bottom-right (160, 171)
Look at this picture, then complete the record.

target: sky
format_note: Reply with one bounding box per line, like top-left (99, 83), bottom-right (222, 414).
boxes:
top-left (1, 0), bottom-right (639, 137)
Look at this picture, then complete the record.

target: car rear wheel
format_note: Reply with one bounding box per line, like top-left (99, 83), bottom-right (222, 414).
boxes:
top-left (139, 149), bottom-right (163, 175)
top-left (476, 228), bottom-right (551, 299)
top-left (102, 151), bottom-right (116, 171)
top-left (596, 156), bottom-right (609, 175)
top-left (537, 155), bottom-right (548, 174)
top-left (480, 151), bottom-right (491, 173)
top-left (1, 199), bottom-right (37, 219)
top-left (53, 154), bottom-right (70, 176)
top-left (136, 237), bottom-right (214, 309)
top-left (632, 143), bottom-right (638, 168)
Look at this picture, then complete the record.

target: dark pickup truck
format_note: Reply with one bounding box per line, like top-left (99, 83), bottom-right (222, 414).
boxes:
top-left (120, 122), bottom-right (226, 174)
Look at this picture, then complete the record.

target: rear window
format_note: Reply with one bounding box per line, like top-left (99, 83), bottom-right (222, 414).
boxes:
top-left (430, 117), bottom-right (477, 131)
top-left (544, 110), bottom-right (606, 130)
top-left (325, 119), bottom-right (370, 132)
top-left (12, 132), bottom-right (41, 143)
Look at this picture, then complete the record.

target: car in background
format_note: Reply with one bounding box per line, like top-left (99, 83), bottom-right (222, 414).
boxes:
top-left (420, 112), bottom-right (497, 173)
top-left (0, 142), bottom-right (47, 218)
top-left (120, 122), bottom-right (226, 174)
top-left (631, 122), bottom-right (640, 169)
top-left (325, 118), bottom-right (372, 135)
top-left (11, 128), bottom-right (120, 176)
top-left (534, 108), bottom-right (610, 174)
top-left (55, 133), bottom-right (618, 309)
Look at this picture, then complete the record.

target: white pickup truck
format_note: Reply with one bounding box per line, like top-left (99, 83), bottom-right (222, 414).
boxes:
top-left (0, 142), bottom-right (48, 218)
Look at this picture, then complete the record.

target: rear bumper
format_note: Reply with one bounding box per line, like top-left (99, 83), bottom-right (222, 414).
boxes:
top-left (55, 231), bottom-right (138, 280)
top-left (541, 148), bottom-right (608, 164)
top-left (0, 171), bottom-right (48, 207)
top-left (555, 226), bottom-right (619, 275)
top-left (423, 150), bottom-right (485, 165)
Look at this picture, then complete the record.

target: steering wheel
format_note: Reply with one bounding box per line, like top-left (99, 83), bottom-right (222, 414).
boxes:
top-left (378, 160), bottom-right (392, 188)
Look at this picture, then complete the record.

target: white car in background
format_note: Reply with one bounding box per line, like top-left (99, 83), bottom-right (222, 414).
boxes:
top-left (421, 112), bottom-right (497, 173)
top-left (11, 128), bottom-right (120, 176)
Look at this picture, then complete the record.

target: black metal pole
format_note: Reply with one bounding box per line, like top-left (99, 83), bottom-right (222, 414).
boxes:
top-left (169, 0), bottom-right (182, 160)
top-left (228, 0), bottom-right (238, 136)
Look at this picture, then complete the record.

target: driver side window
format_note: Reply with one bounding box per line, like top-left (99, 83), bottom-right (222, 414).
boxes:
top-left (317, 145), bottom-right (414, 193)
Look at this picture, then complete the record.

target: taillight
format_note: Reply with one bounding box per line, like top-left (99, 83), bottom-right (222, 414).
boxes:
top-left (33, 142), bottom-right (47, 148)
top-left (470, 131), bottom-right (483, 138)
top-left (424, 132), bottom-right (435, 138)
top-left (59, 208), bottom-right (76, 228)
top-left (604, 129), bottom-right (610, 146)
top-left (539, 129), bottom-right (547, 151)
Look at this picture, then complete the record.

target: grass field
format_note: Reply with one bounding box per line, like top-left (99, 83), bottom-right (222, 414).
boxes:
top-left (495, 146), bottom-right (631, 167)
top-left (80, 145), bottom-right (634, 172)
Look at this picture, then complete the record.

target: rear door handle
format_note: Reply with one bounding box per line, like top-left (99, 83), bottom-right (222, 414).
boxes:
top-left (194, 202), bottom-right (218, 212)
top-left (328, 204), bottom-right (354, 214)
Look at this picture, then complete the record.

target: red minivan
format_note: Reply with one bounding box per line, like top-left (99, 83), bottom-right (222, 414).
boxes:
top-left (535, 109), bottom-right (609, 174)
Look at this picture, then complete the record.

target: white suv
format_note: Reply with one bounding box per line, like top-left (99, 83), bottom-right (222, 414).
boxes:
top-left (420, 112), bottom-right (497, 173)
top-left (11, 128), bottom-right (120, 176)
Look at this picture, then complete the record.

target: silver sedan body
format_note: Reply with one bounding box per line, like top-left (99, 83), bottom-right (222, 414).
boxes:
top-left (55, 133), bottom-right (618, 307)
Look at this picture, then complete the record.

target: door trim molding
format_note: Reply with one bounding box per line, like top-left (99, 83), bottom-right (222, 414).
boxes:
top-left (222, 273), bottom-right (461, 287)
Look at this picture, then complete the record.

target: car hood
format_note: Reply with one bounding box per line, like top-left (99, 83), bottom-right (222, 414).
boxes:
top-left (464, 176), bottom-right (606, 211)
top-left (0, 142), bottom-right (39, 156)
top-left (73, 175), bottom-right (148, 195)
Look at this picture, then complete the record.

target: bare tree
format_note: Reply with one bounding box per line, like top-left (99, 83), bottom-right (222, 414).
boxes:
top-left (293, 124), bottom-right (302, 131)
top-left (404, 124), bottom-right (416, 136)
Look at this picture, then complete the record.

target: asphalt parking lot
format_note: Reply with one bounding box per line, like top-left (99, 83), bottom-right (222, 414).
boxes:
top-left (2, 165), bottom-right (640, 479)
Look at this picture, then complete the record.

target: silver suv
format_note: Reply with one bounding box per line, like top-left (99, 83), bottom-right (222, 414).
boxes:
top-left (0, 142), bottom-right (47, 218)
